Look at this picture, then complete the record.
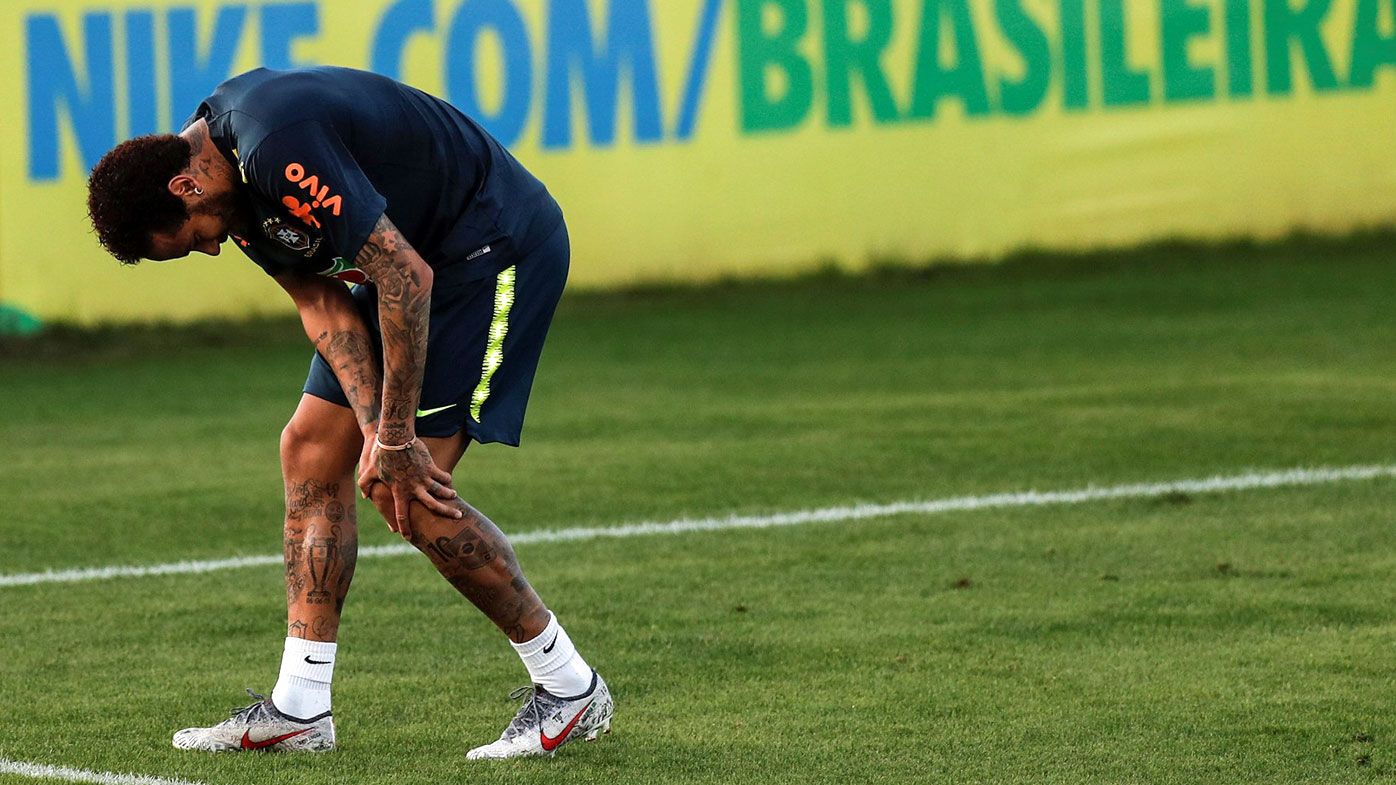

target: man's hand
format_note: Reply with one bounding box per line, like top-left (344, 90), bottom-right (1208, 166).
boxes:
top-left (356, 426), bottom-right (377, 495)
top-left (358, 437), bottom-right (460, 538)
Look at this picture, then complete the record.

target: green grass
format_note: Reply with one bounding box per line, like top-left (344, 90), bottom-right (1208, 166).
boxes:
top-left (2, 235), bottom-right (1396, 784)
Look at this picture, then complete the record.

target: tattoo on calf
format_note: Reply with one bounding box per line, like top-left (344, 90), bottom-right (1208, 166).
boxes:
top-left (305, 524), bottom-right (342, 605)
top-left (335, 515), bottom-right (358, 615)
top-left (286, 480), bottom-right (340, 521)
top-left (422, 525), bottom-right (496, 570)
top-left (284, 526), bottom-right (307, 605)
top-left (406, 504), bottom-right (546, 643)
top-left (284, 479), bottom-right (359, 635)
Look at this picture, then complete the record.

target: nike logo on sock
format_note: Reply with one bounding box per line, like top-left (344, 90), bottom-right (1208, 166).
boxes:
top-left (304, 656), bottom-right (332, 665)
top-left (542, 633), bottom-right (559, 654)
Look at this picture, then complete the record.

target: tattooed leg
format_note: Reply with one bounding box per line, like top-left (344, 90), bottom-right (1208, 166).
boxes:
top-left (281, 395), bottom-right (363, 642)
top-left (368, 484), bottom-right (548, 643)
top-left (365, 434), bottom-right (550, 643)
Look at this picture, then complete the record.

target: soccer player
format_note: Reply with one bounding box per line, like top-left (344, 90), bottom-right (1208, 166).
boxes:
top-left (85, 66), bottom-right (612, 759)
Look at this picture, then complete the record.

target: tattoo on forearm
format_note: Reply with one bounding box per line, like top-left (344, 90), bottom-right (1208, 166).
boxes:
top-left (354, 214), bottom-right (429, 444)
top-left (314, 330), bottom-right (382, 431)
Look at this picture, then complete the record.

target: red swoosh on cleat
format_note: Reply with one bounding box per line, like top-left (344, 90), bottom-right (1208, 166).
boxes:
top-left (240, 728), bottom-right (312, 750)
top-left (539, 701), bottom-right (593, 752)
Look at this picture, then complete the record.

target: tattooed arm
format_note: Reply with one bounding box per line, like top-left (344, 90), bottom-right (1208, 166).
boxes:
top-left (351, 213), bottom-right (463, 532)
top-left (275, 273), bottom-right (382, 435)
top-left (275, 270), bottom-right (457, 532)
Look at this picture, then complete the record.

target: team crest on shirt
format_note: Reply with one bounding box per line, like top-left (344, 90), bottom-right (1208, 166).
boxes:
top-left (261, 216), bottom-right (321, 258)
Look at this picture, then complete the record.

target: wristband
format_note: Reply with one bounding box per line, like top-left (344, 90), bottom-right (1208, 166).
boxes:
top-left (374, 437), bottom-right (414, 452)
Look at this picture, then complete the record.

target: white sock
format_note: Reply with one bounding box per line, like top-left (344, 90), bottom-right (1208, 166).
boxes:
top-left (271, 637), bottom-right (336, 719)
top-left (511, 612), bottom-right (594, 698)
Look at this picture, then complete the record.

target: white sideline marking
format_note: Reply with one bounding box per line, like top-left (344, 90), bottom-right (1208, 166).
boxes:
top-left (3, 464), bottom-right (1394, 590)
top-left (0, 759), bottom-right (205, 785)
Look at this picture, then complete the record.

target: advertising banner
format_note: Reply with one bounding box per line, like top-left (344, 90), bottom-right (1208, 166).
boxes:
top-left (2, 0), bottom-right (1394, 325)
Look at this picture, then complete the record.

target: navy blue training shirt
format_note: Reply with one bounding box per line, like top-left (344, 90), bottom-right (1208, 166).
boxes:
top-left (186, 67), bottom-right (561, 285)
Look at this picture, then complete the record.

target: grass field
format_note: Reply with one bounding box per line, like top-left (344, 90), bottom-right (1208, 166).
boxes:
top-left (2, 236), bottom-right (1396, 784)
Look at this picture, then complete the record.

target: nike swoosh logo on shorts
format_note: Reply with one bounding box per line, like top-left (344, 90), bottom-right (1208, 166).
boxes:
top-left (417, 404), bottom-right (458, 418)
top-left (539, 700), bottom-right (593, 751)
top-left (240, 728), bottom-right (312, 750)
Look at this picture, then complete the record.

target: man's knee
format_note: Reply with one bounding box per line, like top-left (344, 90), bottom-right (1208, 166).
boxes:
top-left (279, 416), bottom-right (313, 473)
top-left (280, 413), bottom-right (359, 477)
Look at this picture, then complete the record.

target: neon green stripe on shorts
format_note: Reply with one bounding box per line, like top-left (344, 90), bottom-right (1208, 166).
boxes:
top-left (470, 265), bottom-right (517, 422)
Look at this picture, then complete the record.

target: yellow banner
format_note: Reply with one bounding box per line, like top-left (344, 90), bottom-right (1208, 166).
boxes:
top-left (2, 0), bottom-right (1394, 326)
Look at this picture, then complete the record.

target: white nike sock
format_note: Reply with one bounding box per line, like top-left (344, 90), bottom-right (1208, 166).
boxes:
top-left (271, 637), bottom-right (336, 719)
top-left (512, 612), bottom-right (594, 698)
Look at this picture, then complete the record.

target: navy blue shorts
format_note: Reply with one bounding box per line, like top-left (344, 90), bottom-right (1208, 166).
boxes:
top-left (303, 221), bottom-right (569, 446)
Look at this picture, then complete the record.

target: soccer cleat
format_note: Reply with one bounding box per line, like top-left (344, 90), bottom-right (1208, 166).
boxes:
top-left (466, 671), bottom-right (614, 760)
top-left (172, 689), bottom-right (335, 752)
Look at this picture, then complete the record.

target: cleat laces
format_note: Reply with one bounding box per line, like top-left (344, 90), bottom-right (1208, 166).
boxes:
top-left (500, 686), bottom-right (565, 741)
top-left (221, 690), bottom-right (275, 727)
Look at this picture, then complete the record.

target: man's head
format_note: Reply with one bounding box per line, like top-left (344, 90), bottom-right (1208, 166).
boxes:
top-left (86, 126), bottom-right (240, 264)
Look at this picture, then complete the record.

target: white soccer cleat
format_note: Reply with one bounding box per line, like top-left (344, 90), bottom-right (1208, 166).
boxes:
top-left (466, 671), bottom-right (614, 760)
top-left (172, 690), bottom-right (335, 752)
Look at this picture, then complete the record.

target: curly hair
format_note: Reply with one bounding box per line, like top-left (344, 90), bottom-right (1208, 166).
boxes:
top-left (86, 134), bottom-right (193, 264)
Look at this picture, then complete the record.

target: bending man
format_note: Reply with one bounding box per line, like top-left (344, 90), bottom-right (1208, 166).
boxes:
top-left (85, 66), bottom-right (612, 760)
